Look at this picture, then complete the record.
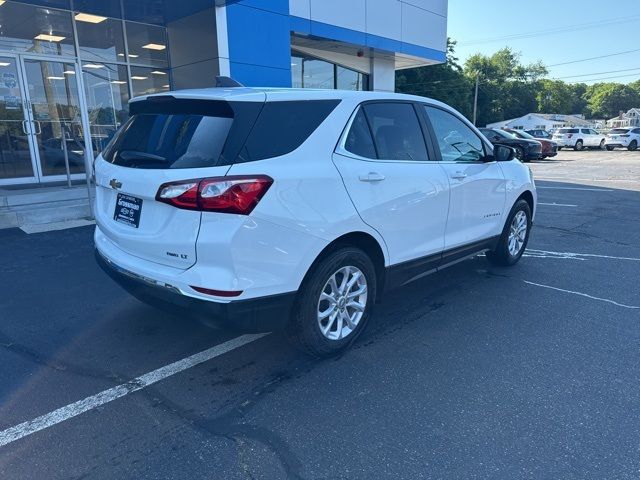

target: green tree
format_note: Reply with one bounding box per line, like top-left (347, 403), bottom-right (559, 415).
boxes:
top-left (583, 83), bottom-right (640, 118)
top-left (396, 39), bottom-right (472, 118)
top-left (463, 47), bottom-right (547, 126)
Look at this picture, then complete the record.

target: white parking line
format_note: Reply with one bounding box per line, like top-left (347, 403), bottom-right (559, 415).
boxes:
top-left (524, 281), bottom-right (640, 309)
top-left (0, 333), bottom-right (268, 448)
top-left (524, 249), bottom-right (640, 262)
top-left (536, 186), bottom-right (614, 192)
top-left (538, 202), bottom-right (578, 207)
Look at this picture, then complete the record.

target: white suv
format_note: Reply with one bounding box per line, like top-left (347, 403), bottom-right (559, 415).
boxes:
top-left (552, 127), bottom-right (606, 151)
top-left (94, 87), bottom-right (536, 356)
top-left (605, 127), bottom-right (640, 151)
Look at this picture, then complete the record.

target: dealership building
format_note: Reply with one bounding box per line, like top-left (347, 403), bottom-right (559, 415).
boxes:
top-left (0, 0), bottom-right (447, 223)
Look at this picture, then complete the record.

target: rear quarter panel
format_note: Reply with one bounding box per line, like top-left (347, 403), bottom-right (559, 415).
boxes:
top-left (222, 99), bottom-right (389, 296)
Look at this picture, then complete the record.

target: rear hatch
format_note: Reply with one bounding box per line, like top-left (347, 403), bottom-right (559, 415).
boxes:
top-left (608, 128), bottom-right (629, 140)
top-left (94, 92), bottom-right (265, 269)
top-left (553, 128), bottom-right (578, 140)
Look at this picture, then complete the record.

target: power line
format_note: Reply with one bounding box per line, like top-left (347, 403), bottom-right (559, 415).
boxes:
top-left (548, 48), bottom-right (640, 67)
top-left (458, 15), bottom-right (640, 46)
top-left (552, 67), bottom-right (640, 80)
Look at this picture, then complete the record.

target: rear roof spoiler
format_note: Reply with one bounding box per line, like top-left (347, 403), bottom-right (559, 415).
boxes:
top-left (215, 76), bottom-right (244, 88)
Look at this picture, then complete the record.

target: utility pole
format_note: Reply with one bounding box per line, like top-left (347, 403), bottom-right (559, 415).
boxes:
top-left (472, 74), bottom-right (479, 126)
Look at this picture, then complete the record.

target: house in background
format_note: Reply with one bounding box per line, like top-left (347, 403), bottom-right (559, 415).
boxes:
top-left (607, 109), bottom-right (640, 128)
top-left (486, 113), bottom-right (603, 131)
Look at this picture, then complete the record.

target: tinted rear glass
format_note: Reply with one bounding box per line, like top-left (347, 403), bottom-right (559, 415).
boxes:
top-left (102, 98), bottom-right (262, 169)
top-left (610, 128), bottom-right (630, 134)
top-left (236, 100), bottom-right (340, 162)
top-left (558, 128), bottom-right (579, 134)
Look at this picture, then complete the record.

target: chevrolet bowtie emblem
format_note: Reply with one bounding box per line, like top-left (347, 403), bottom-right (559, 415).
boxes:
top-left (109, 179), bottom-right (122, 189)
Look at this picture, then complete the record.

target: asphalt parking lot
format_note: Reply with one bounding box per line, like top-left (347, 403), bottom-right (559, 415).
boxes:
top-left (1, 149), bottom-right (639, 480)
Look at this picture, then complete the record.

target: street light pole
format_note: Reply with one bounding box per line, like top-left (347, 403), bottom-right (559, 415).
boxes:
top-left (472, 74), bottom-right (479, 126)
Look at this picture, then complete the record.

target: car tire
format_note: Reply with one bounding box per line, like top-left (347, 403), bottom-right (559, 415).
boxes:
top-left (289, 246), bottom-right (376, 357)
top-left (599, 139), bottom-right (606, 149)
top-left (606, 145), bottom-right (615, 151)
top-left (628, 140), bottom-right (638, 151)
top-left (486, 199), bottom-right (532, 267)
top-left (574, 140), bottom-right (584, 151)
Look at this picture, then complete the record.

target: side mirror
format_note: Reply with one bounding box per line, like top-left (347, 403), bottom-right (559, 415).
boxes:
top-left (493, 144), bottom-right (515, 162)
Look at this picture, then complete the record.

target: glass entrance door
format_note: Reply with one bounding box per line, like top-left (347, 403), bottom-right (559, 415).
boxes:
top-left (0, 55), bottom-right (36, 183)
top-left (20, 57), bottom-right (89, 181)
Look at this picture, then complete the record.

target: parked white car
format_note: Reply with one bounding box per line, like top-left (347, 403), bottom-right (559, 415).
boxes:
top-left (605, 127), bottom-right (640, 151)
top-left (94, 86), bottom-right (536, 356)
top-left (552, 127), bottom-right (606, 151)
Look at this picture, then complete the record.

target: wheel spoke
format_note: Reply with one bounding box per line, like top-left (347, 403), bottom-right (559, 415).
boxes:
top-left (347, 286), bottom-right (367, 299)
top-left (338, 267), bottom-right (350, 294)
top-left (322, 311), bottom-right (338, 335)
top-left (334, 312), bottom-right (344, 339)
top-left (345, 271), bottom-right (362, 291)
top-left (318, 304), bottom-right (336, 320)
top-left (328, 275), bottom-right (339, 296)
top-left (320, 292), bottom-right (336, 304)
top-left (347, 301), bottom-right (365, 312)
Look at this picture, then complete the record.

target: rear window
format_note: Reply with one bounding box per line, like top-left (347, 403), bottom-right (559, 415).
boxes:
top-left (558, 128), bottom-right (579, 134)
top-left (610, 128), bottom-right (630, 134)
top-left (102, 98), bottom-right (339, 168)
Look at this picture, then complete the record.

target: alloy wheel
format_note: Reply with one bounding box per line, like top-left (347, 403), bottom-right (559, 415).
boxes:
top-left (317, 266), bottom-right (368, 341)
top-left (508, 210), bottom-right (527, 256)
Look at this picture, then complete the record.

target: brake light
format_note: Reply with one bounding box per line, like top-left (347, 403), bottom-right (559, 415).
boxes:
top-left (567, 134), bottom-right (573, 138)
top-left (156, 175), bottom-right (273, 214)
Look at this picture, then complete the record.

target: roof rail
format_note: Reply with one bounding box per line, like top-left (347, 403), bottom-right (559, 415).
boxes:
top-left (215, 76), bottom-right (244, 88)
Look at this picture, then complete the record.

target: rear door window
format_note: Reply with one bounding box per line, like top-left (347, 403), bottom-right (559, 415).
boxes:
top-left (237, 100), bottom-right (340, 162)
top-left (362, 102), bottom-right (429, 161)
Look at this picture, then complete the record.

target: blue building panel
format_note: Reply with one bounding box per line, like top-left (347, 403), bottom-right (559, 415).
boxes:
top-left (226, 1), bottom-right (292, 87)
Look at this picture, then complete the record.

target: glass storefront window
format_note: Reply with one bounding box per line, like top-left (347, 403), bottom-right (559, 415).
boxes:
top-left (125, 22), bottom-right (169, 67)
top-left (0, 57), bottom-right (34, 180)
top-left (130, 66), bottom-right (170, 97)
top-left (82, 62), bottom-right (130, 155)
top-left (291, 53), bottom-right (368, 91)
top-left (337, 66), bottom-right (368, 91)
top-left (0, 2), bottom-right (75, 56)
top-left (292, 55), bottom-right (334, 89)
top-left (76, 15), bottom-right (125, 64)
top-left (23, 59), bottom-right (86, 176)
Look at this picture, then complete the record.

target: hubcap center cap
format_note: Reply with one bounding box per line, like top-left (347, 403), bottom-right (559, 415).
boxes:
top-left (337, 296), bottom-right (347, 309)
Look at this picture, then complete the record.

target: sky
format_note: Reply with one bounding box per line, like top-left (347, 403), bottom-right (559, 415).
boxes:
top-left (447, 0), bottom-right (640, 84)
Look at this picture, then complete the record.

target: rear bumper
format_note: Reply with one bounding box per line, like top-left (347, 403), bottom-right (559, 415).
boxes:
top-left (96, 250), bottom-right (296, 331)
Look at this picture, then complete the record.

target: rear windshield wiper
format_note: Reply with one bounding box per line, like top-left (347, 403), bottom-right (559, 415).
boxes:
top-left (118, 150), bottom-right (166, 162)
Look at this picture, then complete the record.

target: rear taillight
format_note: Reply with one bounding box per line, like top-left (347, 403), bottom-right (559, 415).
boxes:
top-left (567, 134), bottom-right (573, 138)
top-left (156, 175), bottom-right (273, 215)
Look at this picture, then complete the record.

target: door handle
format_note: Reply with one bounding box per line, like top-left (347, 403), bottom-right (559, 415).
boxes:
top-left (359, 172), bottom-right (386, 182)
top-left (21, 120), bottom-right (30, 135)
top-left (450, 171), bottom-right (467, 180)
top-left (34, 121), bottom-right (42, 135)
